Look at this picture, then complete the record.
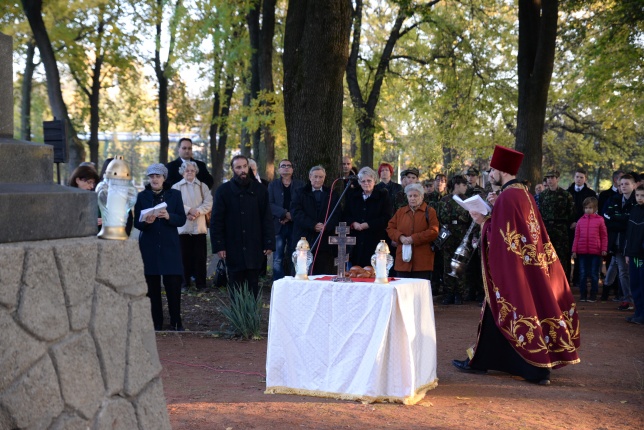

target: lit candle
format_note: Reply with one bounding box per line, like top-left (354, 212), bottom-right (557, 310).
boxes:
top-left (375, 253), bottom-right (387, 279)
top-left (297, 251), bottom-right (307, 276)
top-left (105, 183), bottom-right (127, 227)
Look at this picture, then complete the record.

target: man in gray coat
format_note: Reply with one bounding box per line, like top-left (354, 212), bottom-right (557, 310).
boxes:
top-left (211, 155), bottom-right (275, 297)
top-left (268, 159), bottom-right (304, 280)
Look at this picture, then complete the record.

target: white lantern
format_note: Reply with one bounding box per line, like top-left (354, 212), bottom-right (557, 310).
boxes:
top-left (292, 237), bottom-right (313, 280)
top-left (371, 240), bottom-right (394, 284)
top-left (96, 156), bottom-right (138, 240)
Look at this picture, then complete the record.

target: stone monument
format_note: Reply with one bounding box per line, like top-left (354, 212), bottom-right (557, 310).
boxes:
top-left (0, 33), bottom-right (171, 429)
top-left (0, 33), bottom-right (96, 243)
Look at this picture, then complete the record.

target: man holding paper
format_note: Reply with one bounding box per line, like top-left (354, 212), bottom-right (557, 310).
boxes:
top-left (452, 145), bottom-right (580, 385)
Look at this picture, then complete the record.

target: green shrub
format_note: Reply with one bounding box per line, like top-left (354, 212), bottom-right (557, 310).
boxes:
top-left (219, 282), bottom-right (263, 340)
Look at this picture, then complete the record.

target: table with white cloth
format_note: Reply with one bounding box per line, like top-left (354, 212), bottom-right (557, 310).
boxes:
top-left (265, 276), bottom-right (438, 405)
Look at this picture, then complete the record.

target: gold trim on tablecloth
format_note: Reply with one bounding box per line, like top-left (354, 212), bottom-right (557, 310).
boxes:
top-left (265, 379), bottom-right (439, 405)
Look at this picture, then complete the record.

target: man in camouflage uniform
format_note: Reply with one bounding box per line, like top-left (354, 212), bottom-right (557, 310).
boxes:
top-left (437, 175), bottom-right (472, 304)
top-left (465, 167), bottom-right (486, 198)
top-left (394, 168), bottom-right (429, 210)
top-left (463, 166), bottom-right (485, 303)
top-left (426, 173), bottom-right (448, 209)
top-left (538, 170), bottom-right (575, 282)
top-left (426, 173), bottom-right (449, 294)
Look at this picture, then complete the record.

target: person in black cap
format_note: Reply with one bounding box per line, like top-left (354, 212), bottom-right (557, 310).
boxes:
top-left (393, 168), bottom-right (423, 210)
top-left (465, 166), bottom-right (485, 198)
top-left (134, 163), bottom-right (187, 331)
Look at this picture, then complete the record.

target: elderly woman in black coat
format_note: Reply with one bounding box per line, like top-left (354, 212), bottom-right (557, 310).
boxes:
top-left (344, 166), bottom-right (393, 267)
top-left (134, 163), bottom-right (187, 331)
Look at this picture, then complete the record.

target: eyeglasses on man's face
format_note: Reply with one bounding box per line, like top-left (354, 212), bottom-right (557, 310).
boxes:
top-left (279, 164), bottom-right (292, 169)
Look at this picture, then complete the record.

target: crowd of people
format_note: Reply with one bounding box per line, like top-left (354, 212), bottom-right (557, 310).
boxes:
top-left (67, 139), bottom-right (644, 333)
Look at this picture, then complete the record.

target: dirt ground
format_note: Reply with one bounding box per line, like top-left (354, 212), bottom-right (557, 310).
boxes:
top-left (157, 285), bottom-right (644, 430)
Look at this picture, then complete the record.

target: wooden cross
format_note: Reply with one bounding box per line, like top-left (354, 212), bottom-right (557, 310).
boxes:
top-left (328, 222), bottom-right (356, 282)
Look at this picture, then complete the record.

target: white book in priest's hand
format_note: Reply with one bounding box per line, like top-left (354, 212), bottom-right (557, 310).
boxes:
top-left (452, 194), bottom-right (491, 216)
top-left (138, 202), bottom-right (168, 222)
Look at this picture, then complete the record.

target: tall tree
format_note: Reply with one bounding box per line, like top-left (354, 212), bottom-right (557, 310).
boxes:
top-left (62, 0), bottom-right (136, 165)
top-left (283, 0), bottom-right (351, 183)
top-left (346, 0), bottom-right (440, 169)
top-left (20, 0), bottom-right (86, 169)
top-left (152, 0), bottom-right (183, 163)
top-left (20, 39), bottom-right (36, 141)
top-left (514, 0), bottom-right (559, 187)
top-left (257, 0), bottom-right (277, 180)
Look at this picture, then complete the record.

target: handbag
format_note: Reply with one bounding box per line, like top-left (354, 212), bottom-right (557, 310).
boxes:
top-left (198, 184), bottom-right (212, 226)
top-left (214, 259), bottom-right (228, 288)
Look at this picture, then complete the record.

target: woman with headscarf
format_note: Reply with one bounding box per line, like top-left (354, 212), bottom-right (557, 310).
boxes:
top-left (134, 163), bottom-right (187, 331)
top-left (172, 160), bottom-right (213, 290)
top-left (387, 183), bottom-right (439, 280)
top-left (344, 167), bottom-right (392, 267)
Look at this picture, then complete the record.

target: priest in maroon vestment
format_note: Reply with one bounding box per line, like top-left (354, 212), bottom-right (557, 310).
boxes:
top-left (452, 145), bottom-right (580, 385)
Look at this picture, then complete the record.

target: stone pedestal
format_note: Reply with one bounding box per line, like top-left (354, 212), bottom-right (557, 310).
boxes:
top-left (0, 238), bottom-right (171, 429)
top-left (0, 34), bottom-right (96, 244)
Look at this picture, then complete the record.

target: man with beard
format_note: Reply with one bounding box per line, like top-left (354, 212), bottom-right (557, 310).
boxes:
top-left (452, 145), bottom-right (580, 385)
top-left (211, 155), bottom-right (275, 297)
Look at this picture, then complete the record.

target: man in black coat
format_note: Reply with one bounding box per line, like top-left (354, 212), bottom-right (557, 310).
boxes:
top-left (567, 168), bottom-right (597, 286)
top-left (291, 166), bottom-right (340, 275)
top-left (210, 155), bottom-right (275, 297)
top-left (165, 138), bottom-right (214, 189)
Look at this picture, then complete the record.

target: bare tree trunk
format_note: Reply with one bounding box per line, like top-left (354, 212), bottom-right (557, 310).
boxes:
top-left (21, 0), bottom-right (85, 170)
top-left (259, 0), bottom-right (277, 180)
top-left (154, 0), bottom-right (182, 164)
top-left (240, 86), bottom-right (252, 157)
top-left (87, 52), bottom-right (103, 166)
top-left (515, 0), bottom-right (559, 188)
top-left (213, 72), bottom-right (236, 189)
top-left (20, 39), bottom-right (36, 141)
top-left (283, 0), bottom-right (351, 183)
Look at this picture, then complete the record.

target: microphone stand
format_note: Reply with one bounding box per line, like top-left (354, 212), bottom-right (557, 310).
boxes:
top-left (309, 177), bottom-right (356, 274)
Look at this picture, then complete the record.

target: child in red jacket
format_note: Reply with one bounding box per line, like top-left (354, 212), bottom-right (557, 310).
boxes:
top-left (572, 197), bottom-right (608, 302)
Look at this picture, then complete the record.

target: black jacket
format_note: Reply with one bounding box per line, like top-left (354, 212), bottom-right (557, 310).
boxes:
top-left (343, 187), bottom-right (392, 267)
top-left (567, 183), bottom-right (597, 221)
top-left (624, 204), bottom-right (644, 258)
top-left (210, 178), bottom-right (275, 271)
top-left (165, 158), bottom-right (214, 189)
top-left (291, 184), bottom-right (340, 255)
top-left (603, 192), bottom-right (636, 252)
top-left (133, 183), bottom-right (186, 275)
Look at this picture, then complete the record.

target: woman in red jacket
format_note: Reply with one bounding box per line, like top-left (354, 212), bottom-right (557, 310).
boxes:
top-left (387, 183), bottom-right (439, 280)
top-left (572, 197), bottom-right (608, 302)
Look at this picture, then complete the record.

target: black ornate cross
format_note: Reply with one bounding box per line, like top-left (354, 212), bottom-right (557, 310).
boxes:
top-left (328, 222), bottom-right (356, 282)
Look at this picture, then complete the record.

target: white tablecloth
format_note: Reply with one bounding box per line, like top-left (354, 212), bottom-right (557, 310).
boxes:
top-left (265, 276), bottom-right (437, 404)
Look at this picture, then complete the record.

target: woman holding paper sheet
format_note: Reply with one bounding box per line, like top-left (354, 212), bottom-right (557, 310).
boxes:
top-left (134, 163), bottom-right (187, 331)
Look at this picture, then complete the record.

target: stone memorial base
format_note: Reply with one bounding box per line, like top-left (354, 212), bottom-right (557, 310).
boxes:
top-left (0, 138), bottom-right (98, 244)
top-left (0, 237), bottom-right (170, 429)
